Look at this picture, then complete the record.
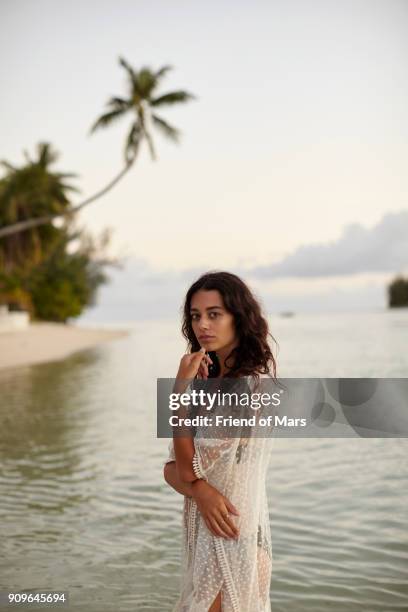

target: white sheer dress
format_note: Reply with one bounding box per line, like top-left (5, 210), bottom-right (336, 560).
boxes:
top-left (164, 374), bottom-right (276, 612)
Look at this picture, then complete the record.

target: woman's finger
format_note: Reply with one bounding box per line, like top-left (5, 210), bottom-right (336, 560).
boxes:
top-left (208, 516), bottom-right (230, 539)
top-left (218, 505), bottom-right (239, 536)
top-left (225, 515), bottom-right (239, 537)
top-left (204, 518), bottom-right (214, 536)
top-left (224, 498), bottom-right (240, 516)
top-left (215, 510), bottom-right (237, 539)
top-left (183, 349), bottom-right (208, 378)
top-left (187, 349), bottom-right (205, 365)
top-left (197, 364), bottom-right (206, 380)
top-left (205, 518), bottom-right (221, 538)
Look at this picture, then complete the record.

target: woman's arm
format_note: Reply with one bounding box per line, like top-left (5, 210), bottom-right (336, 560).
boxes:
top-left (173, 436), bottom-right (198, 482)
top-left (171, 381), bottom-right (198, 482)
top-left (172, 352), bottom-right (211, 483)
top-left (163, 461), bottom-right (193, 498)
top-left (163, 461), bottom-right (240, 539)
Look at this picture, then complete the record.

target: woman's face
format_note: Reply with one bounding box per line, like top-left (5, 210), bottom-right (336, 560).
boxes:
top-left (190, 289), bottom-right (238, 352)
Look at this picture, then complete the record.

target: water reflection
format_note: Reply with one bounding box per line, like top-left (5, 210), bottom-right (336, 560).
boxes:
top-left (0, 350), bottom-right (103, 491)
top-left (0, 316), bottom-right (407, 611)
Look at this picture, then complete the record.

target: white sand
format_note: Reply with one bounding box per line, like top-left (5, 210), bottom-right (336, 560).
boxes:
top-left (0, 322), bottom-right (129, 371)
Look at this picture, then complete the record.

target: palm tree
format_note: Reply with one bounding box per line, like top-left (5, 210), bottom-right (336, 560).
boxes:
top-left (0, 142), bottom-right (78, 272)
top-left (0, 142), bottom-right (79, 311)
top-left (0, 57), bottom-right (195, 239)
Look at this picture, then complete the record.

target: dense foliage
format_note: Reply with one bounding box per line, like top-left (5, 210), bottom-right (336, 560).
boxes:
top-left (0, 143), bottom-right (113, 322)
top-left (388, 276), bottom-right (408, 307)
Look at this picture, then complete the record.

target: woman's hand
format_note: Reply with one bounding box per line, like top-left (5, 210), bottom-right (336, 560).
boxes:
top-left (196, 351), bottom-right (213, 380)
top-left (176, 349), bottom-right (213, 383)
top-left (191, 480), bottom-right (240, 539)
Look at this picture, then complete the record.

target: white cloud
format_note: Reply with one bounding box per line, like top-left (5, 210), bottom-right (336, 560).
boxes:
top-left (248, 210), bottom-right (408, 278)
top-left (78, 211), bottom-right (407, 321)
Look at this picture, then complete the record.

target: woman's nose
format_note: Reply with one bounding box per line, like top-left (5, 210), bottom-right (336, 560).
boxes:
top-left (198, 317), bottom-right (210, 330)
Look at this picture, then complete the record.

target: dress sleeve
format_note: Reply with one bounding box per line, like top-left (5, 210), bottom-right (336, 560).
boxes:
top-left (192, 374), bottom-right (276, 481)
top-left (192, 437), bottom-right (236, 480)
top-left (164, 375), bottom-right (275, 477)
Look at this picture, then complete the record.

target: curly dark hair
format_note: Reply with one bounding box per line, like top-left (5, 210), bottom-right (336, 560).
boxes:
top-left (181, 271), bottom-right (278, 381)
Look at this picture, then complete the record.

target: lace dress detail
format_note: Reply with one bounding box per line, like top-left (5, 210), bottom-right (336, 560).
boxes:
top-left (164, 374), bottom-right (275, 611)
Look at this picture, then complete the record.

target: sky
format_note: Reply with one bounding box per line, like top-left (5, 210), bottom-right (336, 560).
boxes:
top-left (1, 0), bottom-right (407, 319)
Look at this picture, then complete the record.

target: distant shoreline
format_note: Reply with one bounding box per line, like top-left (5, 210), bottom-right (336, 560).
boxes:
top-left (0, 322), bottom-right (129, 371)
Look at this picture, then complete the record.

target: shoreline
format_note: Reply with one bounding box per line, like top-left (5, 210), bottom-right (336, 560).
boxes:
top-left (0, 322), bottom-right (130, 371)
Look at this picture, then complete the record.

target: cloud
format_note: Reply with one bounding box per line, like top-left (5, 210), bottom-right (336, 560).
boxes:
top-left (77, 211), bottom-right (407, 322)
top-left (248, 210), bottom-right (408, 279)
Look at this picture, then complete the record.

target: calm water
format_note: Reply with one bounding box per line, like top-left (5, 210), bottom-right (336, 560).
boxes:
top-left (0, 310), bottom-right (407, 611)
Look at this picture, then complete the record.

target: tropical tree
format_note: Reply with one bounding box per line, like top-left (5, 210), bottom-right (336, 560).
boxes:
top-left (27, 226), bottom-right (115, 322)
top-left (0, 57), bottom-right (195, 238)
top-left (0, 142), bottom-right (78, 272)
top-left (388, 276), bottom-right (408, 307)
top-left (0, 142), bottom-right (116, 319)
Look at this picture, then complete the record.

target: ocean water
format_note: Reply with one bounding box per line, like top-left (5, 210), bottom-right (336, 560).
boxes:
top-left (0, 310), bottom-right (407, 611)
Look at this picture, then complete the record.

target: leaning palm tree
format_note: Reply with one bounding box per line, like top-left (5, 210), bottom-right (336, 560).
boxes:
top-left (0, 142), bottom-right (78, 271)
top-left (0, 57), bottom-right (195, 238)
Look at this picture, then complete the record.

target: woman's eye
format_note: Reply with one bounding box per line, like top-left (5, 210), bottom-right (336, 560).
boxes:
top-left (191, 312), bottom-right (220, 321)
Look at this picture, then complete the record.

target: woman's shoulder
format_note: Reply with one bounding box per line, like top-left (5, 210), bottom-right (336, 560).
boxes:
top-left (244, 371), bottom-right (274, 392)
top-left (247, 371), bottom-right (274, 381)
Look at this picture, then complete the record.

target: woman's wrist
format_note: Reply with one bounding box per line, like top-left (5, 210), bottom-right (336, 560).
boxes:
top-left (190, 478), bottom-right (206, 497)
top-left (173, 377), bottom-right (193, 394)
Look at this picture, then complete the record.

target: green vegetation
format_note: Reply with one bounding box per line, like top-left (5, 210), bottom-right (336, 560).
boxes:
top-left (0, 58), bottom-right (194, 321)
top-left (388, 276), bottom-right (408, 308)
top-left (0, 143), bottom-right (115, 322)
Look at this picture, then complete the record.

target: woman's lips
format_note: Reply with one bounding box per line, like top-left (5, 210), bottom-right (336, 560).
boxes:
top-left (199, 335), bottom-right (215, 341)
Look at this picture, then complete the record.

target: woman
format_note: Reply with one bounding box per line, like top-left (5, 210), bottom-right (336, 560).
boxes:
top-left (163, 271), bottom-right (278, 612)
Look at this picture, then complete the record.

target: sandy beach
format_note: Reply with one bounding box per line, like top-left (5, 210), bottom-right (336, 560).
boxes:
top-left (0, 322), bottom-right (129, 371)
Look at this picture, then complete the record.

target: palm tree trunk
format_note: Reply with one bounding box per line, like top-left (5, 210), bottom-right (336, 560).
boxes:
top-left (0, 160), bottom-right (134, 238)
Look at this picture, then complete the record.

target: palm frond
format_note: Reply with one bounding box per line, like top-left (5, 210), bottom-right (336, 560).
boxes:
top-left (37, 142), bottom-right (59, 167)
top-left (58, 182), bottom-right (81, 194)
top-left (106, 96), bottom-right (132, 111)
top-left (118, 56), bottom-right (138, 87)
top-left (124, 122), bottom-right (142, 163)
top-left (89, 108), bottom-right (127, 134)
top-left (0, 161), bottom-right (17, 172)
top-left (119, 56), bottom-right (137, 77)
top-left (152, 114), bottom-right (180, 143)
top-left (155, 65), bottom-right (173, 81)
top-left (150, 90), bottom-right (195, 107)
top-left (54, 172), bottom-right (79, 180)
